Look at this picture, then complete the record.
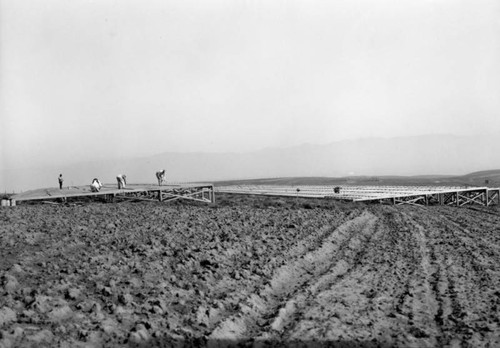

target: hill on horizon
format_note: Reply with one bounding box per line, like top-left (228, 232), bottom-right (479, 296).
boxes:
top-left (11, 170), bottom-right (500, 199)
top-left (2, 134), bottom-right (500, 192)
top-left (213, 169), bottom-right (500, 188)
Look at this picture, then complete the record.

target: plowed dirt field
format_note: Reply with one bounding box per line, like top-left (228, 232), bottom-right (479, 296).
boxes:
top-left (1, 194), bottom-right (499, 347)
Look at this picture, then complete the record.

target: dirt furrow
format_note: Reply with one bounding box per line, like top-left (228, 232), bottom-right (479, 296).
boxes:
top-left (280, 207), bottom-right (445, 347)
top-left (207, 210), bottom-right (377, 344)
top-left (260, 212), bottom-right (380, 341)
top-left (396, 212), bottom-right (443, 347)
top-left (202, 208), bottom-right (363, 331)
top-left (277, 213), bottom-right (382, 343)
top-left (466, 206), bottom-right (500, 218)
top-left (425, 209), bottom-right (499, 291)
top-left (407, 210), bottom-right (500, 347)
top-left (436, 207), bottom-right (500, 258)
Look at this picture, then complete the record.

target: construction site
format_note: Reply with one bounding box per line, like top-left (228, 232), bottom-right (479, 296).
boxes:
top-left (4, 181), bottom-right (499, 208)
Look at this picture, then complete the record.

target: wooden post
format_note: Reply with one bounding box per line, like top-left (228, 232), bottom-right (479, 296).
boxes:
top-left (158, 190), bottom-right (163, 202)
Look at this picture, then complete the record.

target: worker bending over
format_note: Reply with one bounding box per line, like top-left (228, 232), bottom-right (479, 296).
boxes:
top-left (90, 178), bottom-right (103, 192)
top-left (116, 174), bottom-right (127, 189)
top-left (156, 170), bottom-right (166, 186)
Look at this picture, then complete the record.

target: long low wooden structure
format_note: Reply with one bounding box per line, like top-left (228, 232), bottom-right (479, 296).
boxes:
top-left (216, 185), bottom-right (500, 207)
top-left (10, 183), bottom-right (215, 205)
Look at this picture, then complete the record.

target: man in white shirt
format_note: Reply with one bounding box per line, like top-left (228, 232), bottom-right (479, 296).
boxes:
top-left (90, 178), bottom-right (103, 192)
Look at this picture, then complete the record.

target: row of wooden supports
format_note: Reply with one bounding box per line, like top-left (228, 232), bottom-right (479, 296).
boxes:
top-left (113, 185), bottom-right (216, 204)
top-left (158, 186), bottom-right (215, 204)
top-left (384, 189), bottom-right (500, 207)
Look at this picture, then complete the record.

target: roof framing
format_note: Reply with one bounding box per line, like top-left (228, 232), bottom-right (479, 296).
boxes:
top-left (216, 185), bottom-right (500, 207)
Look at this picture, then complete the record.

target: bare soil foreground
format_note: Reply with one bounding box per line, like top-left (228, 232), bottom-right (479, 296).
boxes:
top-left (1, 194), bottom-right (499, 347)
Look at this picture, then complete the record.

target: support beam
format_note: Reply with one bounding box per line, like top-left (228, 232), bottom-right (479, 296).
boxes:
top-left (487, 189), bottom-right (499, 206)
top-left (457, 191), bottom-right (487, 206)
top-left (395, 195), bottom-right (425, 206)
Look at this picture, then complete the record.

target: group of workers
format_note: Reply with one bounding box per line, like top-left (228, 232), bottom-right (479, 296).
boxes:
top-left (57, 169), bottom-right (167, 193)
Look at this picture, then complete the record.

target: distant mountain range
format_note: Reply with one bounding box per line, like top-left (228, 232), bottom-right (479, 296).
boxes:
top-left (2, 134), bottom-right (500, 192)
top-left (214, 170), bottom-right (500, 188)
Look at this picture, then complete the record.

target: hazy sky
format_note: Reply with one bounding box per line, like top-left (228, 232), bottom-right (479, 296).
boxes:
top-left (1, 0), bottom-right (500, 171)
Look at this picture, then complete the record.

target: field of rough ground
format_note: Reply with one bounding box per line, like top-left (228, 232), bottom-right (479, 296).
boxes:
top-left (0, 194), bottom-right (499, 347)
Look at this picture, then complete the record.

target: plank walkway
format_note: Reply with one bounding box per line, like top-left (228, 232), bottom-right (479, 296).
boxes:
top-left (9, 183), bottom-right (215, 205)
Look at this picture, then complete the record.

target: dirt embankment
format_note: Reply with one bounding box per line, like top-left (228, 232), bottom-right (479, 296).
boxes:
top-left (0, 194), bottom-right (499, 347)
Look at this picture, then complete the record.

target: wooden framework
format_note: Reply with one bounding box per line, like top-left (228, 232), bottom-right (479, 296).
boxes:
top-left (216, 185), bottom-right (500, 207)
top-left (113, 185), bottom-right (215, 204)
top-left (360, 188), bottom-right (500, 207)
top-left (11, 183), bottom-right (215, 205)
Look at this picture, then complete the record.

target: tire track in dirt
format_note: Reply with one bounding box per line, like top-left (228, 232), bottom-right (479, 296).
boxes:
top-left (203, 208), bottom-right (364, 330)
top-left (274, 207), bottom-right (444, 347)
top-left (207, 210), bottom-right (378, 345)
top-left (271, 210), bottom-right (383, 343)
top-left (425, 208), bottom-right (499, 291)
top-left (437, 210), bottom-right (500, 287)
top-left (436, 207), bottom-right (500, 258)
top-left (467, 205), bottom-right (500, 218)
top-left (396, 212), bottom-right (443, 347)
top-left (260, 211), bottom-right (380, 339)
top-left (405, 209), bottom-right (500, 347)
top-left (258, 206), bottom-right (444, 347)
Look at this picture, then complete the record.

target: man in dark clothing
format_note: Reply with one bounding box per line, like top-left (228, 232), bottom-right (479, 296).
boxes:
top-left (58, 174), bottom-right (64, 189)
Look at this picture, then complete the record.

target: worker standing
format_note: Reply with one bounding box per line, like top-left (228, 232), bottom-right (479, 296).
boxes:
top-left (58, 174), bottom-right (64, 189)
